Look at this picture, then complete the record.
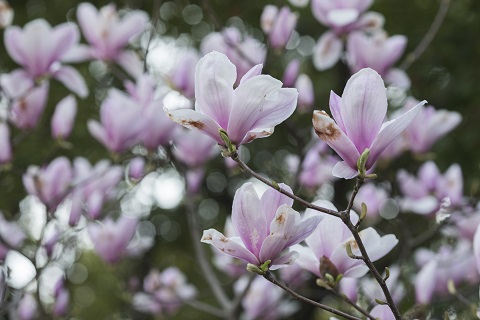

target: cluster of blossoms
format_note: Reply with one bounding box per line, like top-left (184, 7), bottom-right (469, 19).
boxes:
top-left (0, 0), bottom-right (476, 320)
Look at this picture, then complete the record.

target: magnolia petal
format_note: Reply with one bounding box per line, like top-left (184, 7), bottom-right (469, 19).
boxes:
top-left (313, 31), bottom-right (343, 71)
top-left (313, 110), bottom-right (360, 169)
top-left (343, 264), bottom-right (369, 278)
top-left (285, 214), bottom-right (323, 248)
top-left (232, 183), bottom-right (267, 257)
top-left (0, 69), bottom-right (34, 98)
top-left (240, 127), bottom-right (274, 145)
top-left (195, 51), bottom-right (236, 128)
top-left (292, 244), bottom-right (321, 277)
top-left (327, 9), bottom-right (359, 28)
top-left (368, 100), bottom-right (426, 168)
top-left (62, 44), bottom-right (93, 63)
top-left (201, 229), bottom-right (259, 265)
top-left (87, 120), bottom-right (108, 148)
top-left (329, 91), bottom-right (346, 132)
top-left (474, 226), bottom-right (480, 275)
top-left (332, 161), bottom-right (359, 179)
top-left (53, 66), bottom-right (88, 98)
top-left (370, 305), bottom-right (395, 320)
top-left (116, 50), bottom-right (143, 79)
top-left (260, 183), bottom-right (294, 224)
top-left (76, 3), bottom-right (100, 45)
top-left (239, 64), bottom-right (263, 85)
top-left (164, 108), bottom-right (223, 145)
top-left (228, 76), bottom-right (296, 144)
top-left (270, 249), bottom-right (298, 269)
top-left (109, 11), bottom-right (148, 47)
top-left (259, 234), bottom-right (289, 263)
top-left (341, 68), bottom-right (388, 153)
top-left (415, 261), bottom-right (437, 304)
top-left (4, 26), bottom-right (28, 67)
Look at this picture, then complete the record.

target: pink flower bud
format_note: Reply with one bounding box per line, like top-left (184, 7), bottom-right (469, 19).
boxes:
top-left (51, 95), bottom-right (77, 140)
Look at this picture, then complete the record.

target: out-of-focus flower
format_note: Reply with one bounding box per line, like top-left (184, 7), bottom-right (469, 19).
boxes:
top-left (312, 68), bottom-right (425, 179)
top-left (0, 1), bottom-right (13, 28)
top-left (0, 122), bottom-right (12, 164)
top-left (133, 267), bottom-right (196, 315)
top-left (52, 278), bottom-right (69, 317)
top-left (51, 95), bottom-right (77, 140)
top-left (201, 27), bottom-right (266, 83)
top-left (313, 31), bottom-right (344, 71)
top-left (400, 97), bottom-right (462, 154)
top-left (166, 51), bottom-right (297, 147)
top-left (370, 305), bottom-right (395, 320)
top-left (294, 200), bottom-right (398, 279)
top-left (0, 213), bottom-right (26, 260)
top-left (295, 73), bottom-right (314, 112)
top-left (397, 161), bottom-right (463, 215)
top-left (87, 89), bottom-right (144, 153)
top-left (415, 240), bottom-right (478, 304)
top-left (282, 59), bottom-right (301, 88)
top-left (352, 183), bottom-right (389, 220)
top-left (76, 3), bottom-right (148, 78)
top-left (125, 75), bottom-right (179, 150)
top-left (311, 0), bottom-right (373, 32)
top-left (4, 19), bottom-right (88, 97)
top-left (166, 50), bottom-right (199, 99)
top-left (88, 216), bottom-right (137, 264)
top-left (69, 158), bottom-right (122, 223)
top-left (202, 182), bottom-right (321, 269)
top-left (235, 276), bottom-right (298, 320)
top-left (23, 156), bottom-right (73, 211)
top-left (346, 31), bottom-right (407, 78)
top-left (261, 5), bottom-right (298, 49)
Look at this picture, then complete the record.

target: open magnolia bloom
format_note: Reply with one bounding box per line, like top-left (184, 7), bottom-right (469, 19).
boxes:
top-left (165, 51), bottom-right (298, 147)
top-left (312, 68), bottom-right (425, 179)
top-left (201, 183), bottom-right (322, 269)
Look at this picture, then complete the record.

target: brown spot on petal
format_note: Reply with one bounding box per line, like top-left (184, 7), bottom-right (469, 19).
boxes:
top-left (181, 119), bottom-right (205, 129)
top-left (202, 235), bottom-right (212, 241)
top-left (314, 122), bottom-right (341, 142)
top-left (275, 213), bottom-right (286, 224)
top-left (220, 236), bottom-right (229, 243)
top-left (227, 248), bottom-right (235, 253)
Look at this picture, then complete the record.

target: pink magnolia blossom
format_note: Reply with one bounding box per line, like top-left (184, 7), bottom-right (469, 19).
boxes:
top-left (87, 89), bottom-right (144, 153)
top-left (69, 158), bottom-right (122, 223)
top-left (415, 240), bottom-right (479, 304)
top-left (400, 97), bottom-right (462, 154)
top-left (312, 68), bottom-right (425, 179)
top-left (166, 49), bottom-right (199, 99)
top-left (0, 122), bottom-right (12, 164)
top-left (76, 3), bottom-right (148, 78)
top-left (347, 31), bottom-right (407, 78)
top-left (125, 75), bottom-right (179, 150)
top-left (4, 19), bottom-right (88, 97)
top-left (261, 5), bottom-right (298, 49)
top-left (88, 216), bottom-right (138, 264)
top-left (311, 0), bottom-right (373, 31)
top-left (294, 200), bottom-right (398, 279)
top-left (397, 161), bottom-right (463, 215)
top-left (201, 28), bottom-right (266, 83)
top-left (352, 183), bottom-right (389, 220)
top-left (202, 182), bottom-right (321, 269)
top-left (9, 83), bottom-right (49, 130)
top-left (23, 156), bottom-right (73, 211)
top-left (165, 51), bottom-right (298, 146)
top-left (133, 267), bottom-right (196, 315)
top-left (296, 73), bottom-right (314, 112)
top-left (51, 95), bottom-right (77, 140)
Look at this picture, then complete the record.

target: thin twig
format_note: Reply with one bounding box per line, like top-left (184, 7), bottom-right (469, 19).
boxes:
top-left (332, 290), bottom-right (376, 320)
top-left (263, 271), bottom-right (362, 320)
top-left (400, 0), bottom-right (451, 70)
top-left (185, 197), bottom-right (231, 311)
top-left (232, 153), bottom-right (340, 218)
top-left (143, 0), bottom-right (162, 72)
top-left (341, 178), bottom-right (402, 320)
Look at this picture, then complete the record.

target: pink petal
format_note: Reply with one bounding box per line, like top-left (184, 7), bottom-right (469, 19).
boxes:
top-left (201, 229), bottom-right (259, 265)
top-left (312, 110), bottom-right (360, 169)
top-left (53, 65), bottom-right (88, 98)
top-left (332, 161), bottom-right (359, 179)
top-left (116, 50), bottom-right (143, 79)
top-left (164, 107), bottom-right (223, 145)
top-left (195, 51), bottom-right (236, 129)
top-left (232, 183), bottom-right (267, 257)
top-left (109, 11), bottom-right (148, 48)
top-left (313, 31), bottom-right (343, 71)
top-left (260, 183), bottom-right (294, 224)
top-left (341, 68), bottom-right (387, 153)
top-left (239, 64), bottom-right (263, 85)
top-left (368, 100), bottom-right (426, 168)
top-left (76, 3), bottom-right (100, 46)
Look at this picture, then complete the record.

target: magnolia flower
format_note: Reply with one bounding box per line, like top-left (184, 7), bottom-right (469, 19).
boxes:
top-left (352, 183), bottom-right (389, 220)
top-left (88, 216), bottom-right (138, 264)
top-left (295, 73), bottom-right (314, 112)
top-left (347, 31), bottom-right (407, 78)
top-left (167, 49), bottom-right (199, 99)
top-left (23, 156), bottom-right (73, 211)
top-left (87, 89), bottom-right (144, 153)
top-left (10, 83), bottom-right (49, 130)
top-left (312, 68), bottom-right (425, 179)
top-left (202, 182), bottom-right (321, 269)
top-left (200, 28), bottom-right (267, 83)
top-left (0, 122), bottom-right (12, 164)
top-left (165, 51), bottom-right (298, 147)
top-left (76, 3), bottom-right (148, 78)
top-left (261, 5), bottom-right (298, 49)
top-left (294, 200), bottom-right (398, 279)
top-left (4, 19), bottom-right (88, 97)
top-left (397, 161), bottom-right (463, 215)
top-left (311, 0), bottom-right (373, 31)
top-left (401, 97), bottom-right (462, 154)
